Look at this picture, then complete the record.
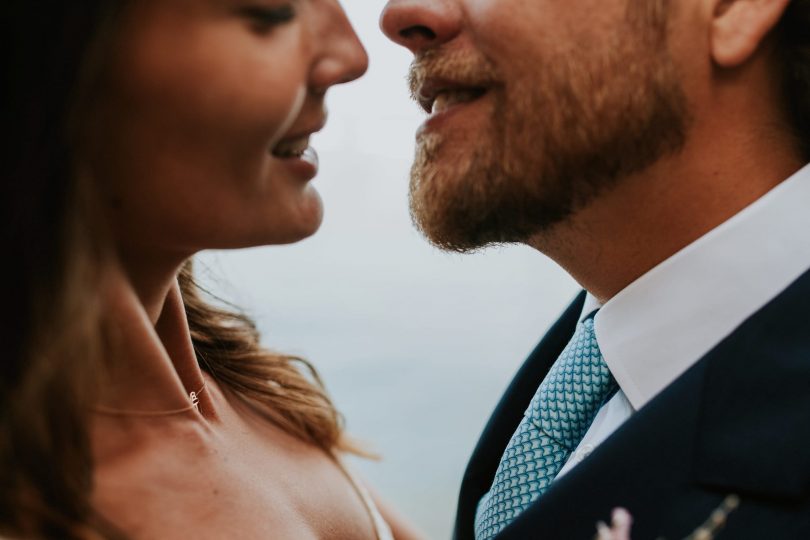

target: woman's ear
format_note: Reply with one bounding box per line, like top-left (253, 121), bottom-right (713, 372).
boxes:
top-left (710, 0), bottom-right (791, 67)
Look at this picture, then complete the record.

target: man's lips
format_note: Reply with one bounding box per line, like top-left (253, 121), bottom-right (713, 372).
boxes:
top-left (416, 77), bottom-right (489, 115)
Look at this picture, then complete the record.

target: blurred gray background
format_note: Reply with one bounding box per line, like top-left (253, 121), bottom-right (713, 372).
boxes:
top-left (198, 2), bottom-right (580, 537)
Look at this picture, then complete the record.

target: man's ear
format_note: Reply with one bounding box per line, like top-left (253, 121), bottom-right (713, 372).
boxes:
top-left (710, 0), bottom-right (791, 67)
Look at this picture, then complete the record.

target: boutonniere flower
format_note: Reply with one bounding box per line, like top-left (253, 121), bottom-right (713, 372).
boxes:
top-left (595, 495), bottom-right (740, 540)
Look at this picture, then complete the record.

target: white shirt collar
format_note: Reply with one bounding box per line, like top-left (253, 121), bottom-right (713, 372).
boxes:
top-left (587, 163), bottom-right (810, 410)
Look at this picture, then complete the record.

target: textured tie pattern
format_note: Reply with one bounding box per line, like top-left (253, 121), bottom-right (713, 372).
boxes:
top-left (474, 318), bottom-right (617, 540)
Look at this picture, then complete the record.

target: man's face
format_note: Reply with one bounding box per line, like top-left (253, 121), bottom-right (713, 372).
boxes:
top-left (381, 0), bottom-right (690, 251)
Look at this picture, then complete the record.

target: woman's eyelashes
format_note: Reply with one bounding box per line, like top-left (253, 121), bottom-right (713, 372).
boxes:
top-left (240, 4), bottom-right (296, 32)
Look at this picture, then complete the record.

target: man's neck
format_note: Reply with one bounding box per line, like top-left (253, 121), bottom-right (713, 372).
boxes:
top-left (529, 126), bottom-right (805, 304)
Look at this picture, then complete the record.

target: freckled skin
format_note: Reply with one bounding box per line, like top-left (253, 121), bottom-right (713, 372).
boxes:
top-left (93, 375), bottom-right (378, 539)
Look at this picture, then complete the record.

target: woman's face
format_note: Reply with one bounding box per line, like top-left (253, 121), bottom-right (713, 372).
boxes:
top-left (88, 0), bottom-right (368, 256)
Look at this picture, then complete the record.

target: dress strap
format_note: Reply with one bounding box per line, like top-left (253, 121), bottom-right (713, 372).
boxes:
top-left (335, 458), bottom-right (395, 540)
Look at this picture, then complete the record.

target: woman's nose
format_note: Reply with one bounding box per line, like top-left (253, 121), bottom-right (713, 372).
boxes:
top-left (380, 0), bottom-right (462, 54)
top-left (311, 3), bottom-right (369, 91)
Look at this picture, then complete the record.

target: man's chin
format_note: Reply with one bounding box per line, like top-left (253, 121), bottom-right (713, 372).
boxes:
top-left (408, 131), bottom-right (568, 252)
top-left (410, 210), bottom-right (492, 253)
top-left (408, 158), bottom-right (578, 253)
top-left (409, 180), bottom-right (518, 253)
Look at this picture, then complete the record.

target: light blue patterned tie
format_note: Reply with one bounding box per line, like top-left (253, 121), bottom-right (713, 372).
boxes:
top-left (474, 317), bottom-right (617, 540)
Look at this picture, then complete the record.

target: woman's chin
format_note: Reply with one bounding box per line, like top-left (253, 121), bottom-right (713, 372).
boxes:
top-left (286, 217), bottom-right (323, 244)
top-left (265, 190), bottom-right (324, 246)
top-left (296, 189), bottom-right (325, 237)
top-left (198, 190), bottom-right (325, 250)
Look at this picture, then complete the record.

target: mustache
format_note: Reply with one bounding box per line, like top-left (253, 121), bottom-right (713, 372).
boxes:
top-left (407, 50), bottom-right (499, 102)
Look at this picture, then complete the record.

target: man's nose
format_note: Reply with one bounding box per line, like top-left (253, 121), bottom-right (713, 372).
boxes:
top-left (380, 0), bottom-right (461, 54)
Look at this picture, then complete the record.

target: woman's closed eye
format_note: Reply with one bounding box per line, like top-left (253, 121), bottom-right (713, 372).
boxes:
top-left (240, 3), bottom-right (296, 33)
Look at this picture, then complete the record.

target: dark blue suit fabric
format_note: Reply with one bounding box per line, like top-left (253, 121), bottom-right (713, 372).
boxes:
top-left (454, 269), bottom-right (810, 540)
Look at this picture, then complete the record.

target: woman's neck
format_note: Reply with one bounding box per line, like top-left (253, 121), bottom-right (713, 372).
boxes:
top-left (96, 264), bottom-right (217, 419)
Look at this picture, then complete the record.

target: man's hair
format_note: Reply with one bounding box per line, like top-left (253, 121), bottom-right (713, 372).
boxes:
top-left (779, 0), bottom-right (810, 160)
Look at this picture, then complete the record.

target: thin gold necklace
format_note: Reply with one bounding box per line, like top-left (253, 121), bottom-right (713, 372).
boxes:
top-left (93, 381), bottom-right (206, 417)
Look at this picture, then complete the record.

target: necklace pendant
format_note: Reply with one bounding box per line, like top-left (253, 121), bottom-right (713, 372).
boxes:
top-left (189, 391), bottom-right (200, 412)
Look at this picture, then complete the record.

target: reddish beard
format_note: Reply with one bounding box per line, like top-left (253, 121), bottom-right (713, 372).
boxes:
top-left (408, 7), bottom-right (690, 253)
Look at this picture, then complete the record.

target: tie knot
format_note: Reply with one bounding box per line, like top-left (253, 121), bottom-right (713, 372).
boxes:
top-left (525, 318), bottom-right (616, 450)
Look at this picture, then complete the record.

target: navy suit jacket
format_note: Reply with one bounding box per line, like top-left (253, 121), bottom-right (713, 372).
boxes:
top-left (453, 269), bottom-right (810, 540)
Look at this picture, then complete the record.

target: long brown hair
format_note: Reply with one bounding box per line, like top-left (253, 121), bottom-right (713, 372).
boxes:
top-left (180, 262), bottom-right (354, 454)
top-left (1, 3), bottom-right (352, 538)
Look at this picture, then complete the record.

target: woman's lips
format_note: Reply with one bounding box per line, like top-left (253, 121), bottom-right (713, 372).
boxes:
top-left (271, 134), bottom-right (311, 158)
top-left (296, 146), bottom-right (319, 169)
top-left (270, 131), bottom-right (321, 179)
top-left (269, 114), bottom-right (327, 178)
top-left (269, 137), bottom-right (319, 179)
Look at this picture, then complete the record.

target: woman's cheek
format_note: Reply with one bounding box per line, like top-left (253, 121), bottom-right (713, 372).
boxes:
top-left (268, 84), bottom-right (307, 148)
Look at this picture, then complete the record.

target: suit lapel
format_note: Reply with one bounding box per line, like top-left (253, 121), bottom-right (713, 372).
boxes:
top-left (453, 292), bottom-right (585, 540)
